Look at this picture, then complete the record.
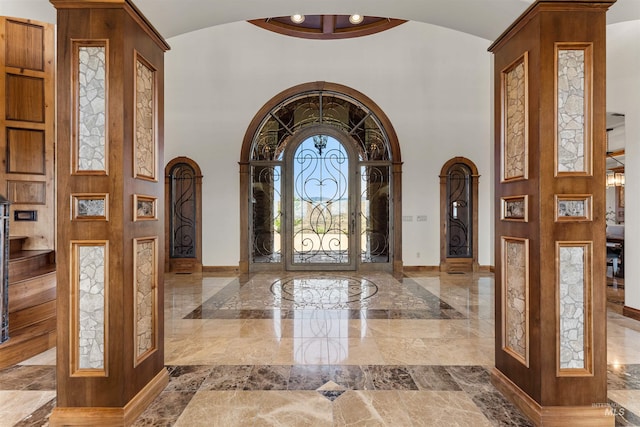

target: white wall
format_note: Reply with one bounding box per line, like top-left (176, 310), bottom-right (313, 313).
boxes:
top-left (607, 20), bottom-right (640, 310)
top-left (164, 21), bottom-right (494, 267)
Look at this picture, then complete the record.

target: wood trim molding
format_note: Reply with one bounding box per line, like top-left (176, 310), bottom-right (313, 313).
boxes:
top-left (50, 0), bottom-right (170, 51)
top-left (623, 305), bottom-right (640, 322)
top-left (402, 266), bottom-right (440, 272)
top-left (202, 266), bottom-right (241, 274)
top-left (248, 16), bottom-right (406, 40)
top-left (50, 368), bottom-right (169, 426)
top-left (491, 367), bottom-right (614, 426)
top-left (488, 0), bottom-right (616, 53)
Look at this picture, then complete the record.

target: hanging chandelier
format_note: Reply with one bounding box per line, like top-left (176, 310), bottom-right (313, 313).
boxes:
top-left (313, 135), bottom-right (328, 155)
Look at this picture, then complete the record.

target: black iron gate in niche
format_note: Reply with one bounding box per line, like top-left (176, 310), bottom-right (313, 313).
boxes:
top-left (446, 163), bottom-right (472, 258)
top-left (169, 162), bottom-right (197, 258)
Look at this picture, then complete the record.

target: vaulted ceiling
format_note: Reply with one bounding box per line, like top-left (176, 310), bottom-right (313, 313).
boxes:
top-left (3, 0), bottom-right (639, 41)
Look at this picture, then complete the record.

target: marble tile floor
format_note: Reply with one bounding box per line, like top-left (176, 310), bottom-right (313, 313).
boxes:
top-left (2, 271), bottom-right (640, 426)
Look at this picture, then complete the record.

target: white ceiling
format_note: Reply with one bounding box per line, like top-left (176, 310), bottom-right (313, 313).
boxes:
top-left (2, 0), bottom-right (639, 41)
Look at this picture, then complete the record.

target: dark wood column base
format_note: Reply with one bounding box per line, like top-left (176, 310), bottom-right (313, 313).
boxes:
top-left (49, 368), bottom-right (169, 426)
top-left (491, 368), bottom-right (614, 427)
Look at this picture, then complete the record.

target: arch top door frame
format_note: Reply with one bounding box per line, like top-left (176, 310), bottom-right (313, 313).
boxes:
top-left (239, 81), bottom-right (403, 273)
top-left (439, 156), bottom-right (480, 273)
top-left (164, 156), bottom-right (203, 273)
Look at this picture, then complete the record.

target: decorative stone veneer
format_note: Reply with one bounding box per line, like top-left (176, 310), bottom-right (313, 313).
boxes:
top-left (504, 58), bottom-right (527, 180)
top-left (78, 245), bottom-right (106, 370)
top-left (557, 199), bottom-right (586, 218)
top-left (504, 239), bottom-right (527, 364)
top-left (135, 58), bottom-right (155, 179)
top-left (77, 198), bottom-right (105, 217)
top-left (78, 46), bottom-right (106, 171)
top-left (557, 49), bottom-right (586, 173)
top-left (558, 245), bottom-right (586, 370)
top-left (135, 239), bottom-right (155, 358)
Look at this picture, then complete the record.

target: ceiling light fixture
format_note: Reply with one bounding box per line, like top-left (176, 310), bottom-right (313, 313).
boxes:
top-left (290, 14), bottom-right (305, 24)
top-left (349, 14), bottom-right (364, 24)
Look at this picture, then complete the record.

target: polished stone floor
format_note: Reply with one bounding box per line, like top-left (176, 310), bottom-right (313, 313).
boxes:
top-left (2, 271), bottom-right (640, 426)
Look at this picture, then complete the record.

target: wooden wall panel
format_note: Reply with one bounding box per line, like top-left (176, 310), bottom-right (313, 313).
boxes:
top-left (6, 74), bottom-right (44, 123)
top-left (7, 128), bottom-right (46, 174)
top-left (5, 19), bottom-right (44, 71)
top-left (0, 17), bottom-right (55, 250)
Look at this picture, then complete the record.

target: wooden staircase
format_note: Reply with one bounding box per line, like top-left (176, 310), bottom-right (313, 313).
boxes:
top-left (0, 236), bottom-right (56, 369)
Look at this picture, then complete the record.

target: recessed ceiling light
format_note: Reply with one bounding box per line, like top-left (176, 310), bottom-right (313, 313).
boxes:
top-left (349, 14), bottom-right (364, 24)
top-left (291, 14), bottom-right (305, 24)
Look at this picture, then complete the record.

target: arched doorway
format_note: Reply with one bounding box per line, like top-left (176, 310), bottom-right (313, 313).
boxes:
top-left (239, 82), bottom-right (402, 272)
top-left (439, 157), bottom-right (479, 272)
top-left (164, 157), bottom-right (203, 273)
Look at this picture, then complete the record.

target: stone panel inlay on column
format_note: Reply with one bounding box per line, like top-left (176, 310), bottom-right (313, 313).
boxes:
top-left (502, 54), bottom-right (528, 181)
top-left (501, 195), bottom-right (528, 222)
top-left (72, 242), bottom-right (108, 373)
top-left (502, 237), bottom-right (529, 366)
top-left (135, 238), bottom-right (156, 362)
top-left (557, 242), bottom-right (592, 373)
top-left (75, 44), bottom-right (107, 172)
top-left (557, 46), bottom-right (591, 174)
top-left (134, 54), bottom-right (156, 180)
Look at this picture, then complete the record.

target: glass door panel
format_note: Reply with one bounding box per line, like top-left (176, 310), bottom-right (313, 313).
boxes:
top-left (251, 165), bottom-right (282, 263)
top-left (360, 165), bottom-right (390, 263)
top-left (288, 135), bottom-right (354, 269)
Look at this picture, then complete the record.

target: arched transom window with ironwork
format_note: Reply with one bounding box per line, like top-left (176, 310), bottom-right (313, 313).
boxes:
top-left (245, 85), bottom-right (398, 271)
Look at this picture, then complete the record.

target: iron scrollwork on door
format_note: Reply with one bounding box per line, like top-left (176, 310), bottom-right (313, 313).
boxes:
top-left (447, 163), bottom-right (472, 257)
top-left (292, 135), bottom-right (350, 264)
top-left (169, 163), bottom-right (197, 258)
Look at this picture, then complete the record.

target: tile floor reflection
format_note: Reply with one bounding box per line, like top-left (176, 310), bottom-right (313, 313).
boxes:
top-left (2, 271), bottom-right (640, 426)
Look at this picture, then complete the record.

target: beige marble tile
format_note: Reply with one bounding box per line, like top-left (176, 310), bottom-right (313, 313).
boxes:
top-left (216, 337), bottom-right (281, 364)
top-left (164, 336), bottom-right (231, 365)
top-left (367, 319), bottom-right (493, 339)
top-left (402, 390), bottom-right (493, 426)
top-left (254, 391), bottom-right (333, 426)
top-left (333, 390), bottom-right (414, 426)
top-left (197, 319), bottom-right (247, 338)
top-left (18, 347), bottom-right (56, 366)
top-left (376, 337), bottom-right (494, 365)
top-left (176, 390), bottom-right (333, 426)
top-left (164, 319), bottom-right (204, 337)
top-left (328, 336), bottom-right (386, 365)
top-left (240, 319), bottom-right (291, 339)
top-left (174, 391), bottom-right (259, 426)
top-left (608, 335), bottom-right (640, 365)
top-left (273, 337), bottom-right (331, 365)
top-left (607, 390), bottom-right (640, 418)
top-left (0, 390), bottom-right (55, 427)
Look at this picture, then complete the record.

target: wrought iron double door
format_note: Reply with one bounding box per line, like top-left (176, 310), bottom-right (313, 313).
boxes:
top-left (284, 135), bottom-right (357, 270)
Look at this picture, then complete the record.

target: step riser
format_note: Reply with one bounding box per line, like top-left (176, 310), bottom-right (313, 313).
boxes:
top-left (9, 253), bottom-right (55, 279)
top-left (8, 272), bottom-right (56, 312)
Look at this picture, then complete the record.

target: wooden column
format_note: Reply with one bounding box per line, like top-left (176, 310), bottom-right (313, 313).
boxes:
top-left (489, 1), bottom-right (615, 425)
top-left (50, 1), bottom-right (170, 425)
